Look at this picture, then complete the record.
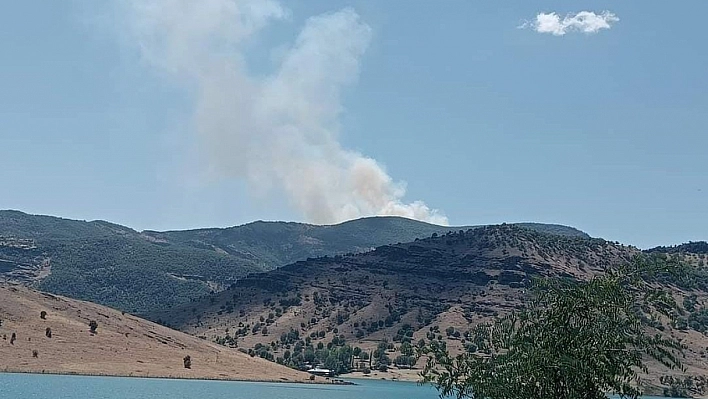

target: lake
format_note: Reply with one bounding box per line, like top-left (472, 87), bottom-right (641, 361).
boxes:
top-left (0, 373), bottom-right (681, 398)
top-left (0, 373), bottom-right (440, 399)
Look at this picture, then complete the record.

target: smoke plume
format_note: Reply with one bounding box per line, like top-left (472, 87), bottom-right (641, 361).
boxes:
top-left (122, 0), bottom-right (448, 225)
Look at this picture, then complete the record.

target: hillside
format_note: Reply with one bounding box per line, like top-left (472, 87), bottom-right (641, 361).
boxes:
top-left (0, 284), bottom-right (318, 383)
top-left (0, 210), bottom-right (265, 314)
top-left (156, 225), bottom-right (708, 392)
top-left (155, 226), bottom-right (631, 365)
top-left (648, 241), bottom-right (708, 255)
top-left (160, 224), bottom-right (628, 338)
top-left (141, 217), bottom-right (588, 270)
top-left (0, 210), bottom-right (588, 314)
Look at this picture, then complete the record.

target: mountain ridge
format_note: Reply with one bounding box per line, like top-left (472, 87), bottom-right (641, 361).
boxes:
top-left (0, 209), bottom-right (589, 314)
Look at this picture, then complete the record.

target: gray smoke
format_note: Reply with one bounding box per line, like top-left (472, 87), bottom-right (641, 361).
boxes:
top-left (122, 0), bottom-right (448, 225)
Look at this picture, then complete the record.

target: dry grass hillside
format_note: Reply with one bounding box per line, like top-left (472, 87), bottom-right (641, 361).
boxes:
top-left (161, 225), bottom-right (632, 347)
top-left (0, 284), bottom-right (320, 383)
top-left (155, 226), bottom-right (708, 394)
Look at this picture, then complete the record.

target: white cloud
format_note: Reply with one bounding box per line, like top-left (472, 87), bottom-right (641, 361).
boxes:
top-left (522, 11), bottom-right (619, 36)
top-left (118, 0), bottom-right (448, 225)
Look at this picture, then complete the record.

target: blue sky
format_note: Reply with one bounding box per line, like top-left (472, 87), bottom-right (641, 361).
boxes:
top-left (1, 1), bottom-right (706, 248)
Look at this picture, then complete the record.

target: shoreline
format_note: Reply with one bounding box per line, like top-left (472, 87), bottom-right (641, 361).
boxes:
top-left (341, 368), bottom-right (422, 383)
top-left (0, 285), bottom-right (336, 387)
top-left (0, 368), bottom-right (353, 385)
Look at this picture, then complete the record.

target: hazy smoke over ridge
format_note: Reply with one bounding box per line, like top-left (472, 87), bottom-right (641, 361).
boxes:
top-left (123, 0), bottom-right (448, 225)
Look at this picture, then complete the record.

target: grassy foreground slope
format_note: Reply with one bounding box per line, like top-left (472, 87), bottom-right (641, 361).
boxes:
top-left (0, 284), bottom-right (318, 383)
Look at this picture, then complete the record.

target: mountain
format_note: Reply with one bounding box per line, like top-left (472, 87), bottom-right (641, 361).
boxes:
top-left (159, 224), bottom-right (630, 341)
top-left (0, 210), bottom-right (588, 314)
top-left (3, 209), bottom-right (705, 391)
top-left (0, 210), bottom-right (264, 314)
top-left (0, 284), bottom-right (317, 383)
top-left (155, 225), bottom-right (708, 390)
top-left (141, 217), bottom-right (589, 269)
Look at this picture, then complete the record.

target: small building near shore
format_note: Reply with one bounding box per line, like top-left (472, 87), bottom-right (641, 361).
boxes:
top-left (307, 367), bottom-right (334, 377)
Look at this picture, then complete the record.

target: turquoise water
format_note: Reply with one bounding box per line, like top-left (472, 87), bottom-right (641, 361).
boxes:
top-left (0, 373), bottom-right (679, 398)
top-left (0, 373), bottom-right (439, 399)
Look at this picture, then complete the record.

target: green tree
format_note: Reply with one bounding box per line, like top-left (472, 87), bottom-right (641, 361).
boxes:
top-left (395, 355), bottom-right (416, 369)
top-left (374, 341), bottom-right (391, 368)
top-left (421, 257), bottom-right (685, 399)
top-left (400, 342), bottom-right (414, 357)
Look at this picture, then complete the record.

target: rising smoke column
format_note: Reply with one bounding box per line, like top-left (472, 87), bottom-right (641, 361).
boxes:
top-left (123, 0), bottom-right (448, 225)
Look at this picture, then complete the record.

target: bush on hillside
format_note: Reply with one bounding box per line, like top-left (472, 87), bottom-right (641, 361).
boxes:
top-left (89, 320), bottom-right (98, 334)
